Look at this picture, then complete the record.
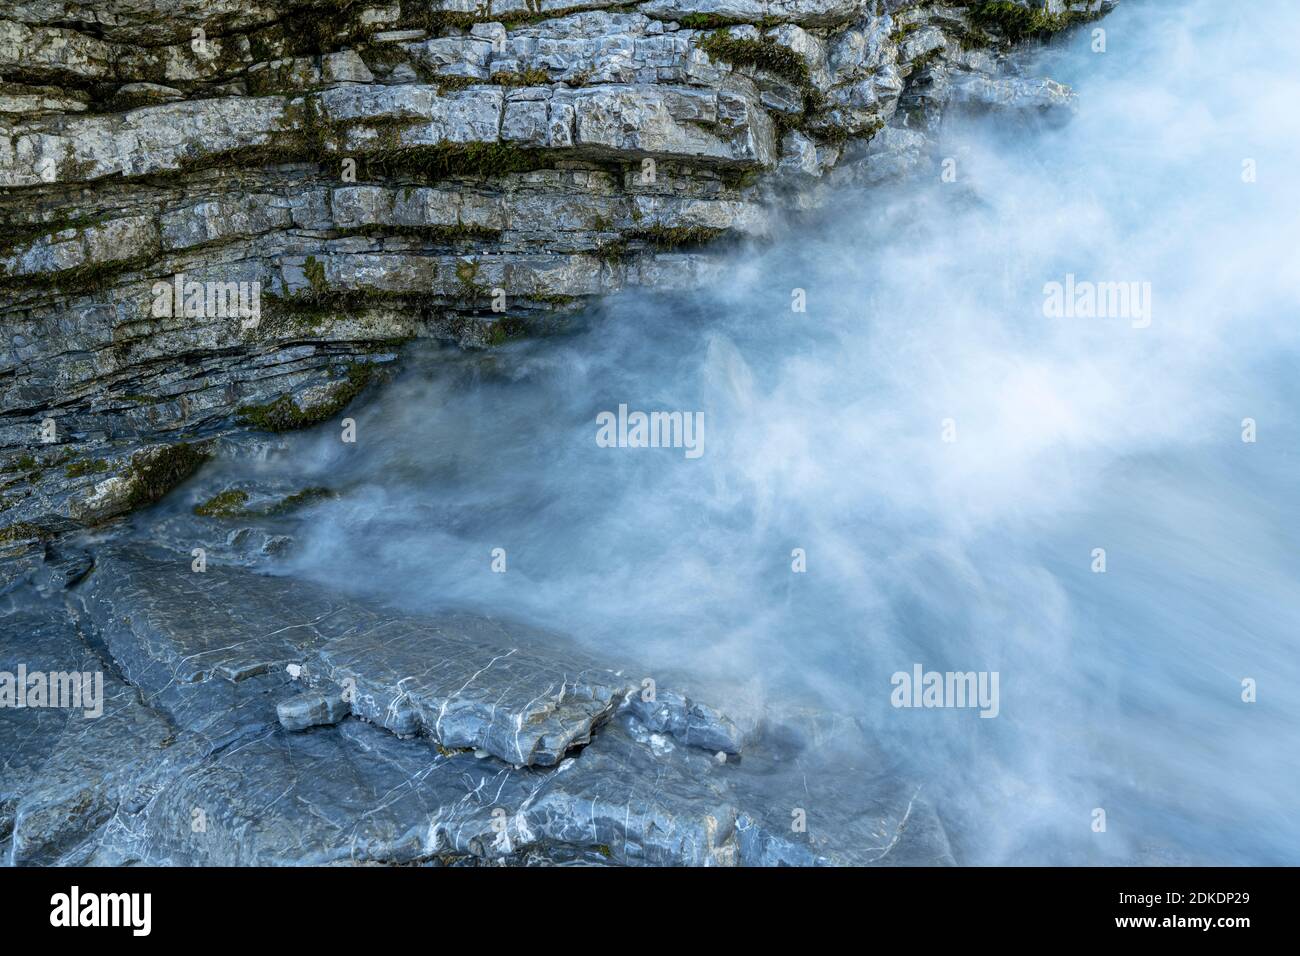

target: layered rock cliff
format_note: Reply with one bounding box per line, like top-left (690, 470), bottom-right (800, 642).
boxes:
top-left (0, 0), bottom-right (1111, 541)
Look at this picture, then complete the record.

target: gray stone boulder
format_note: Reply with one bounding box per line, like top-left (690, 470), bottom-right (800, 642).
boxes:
top-left (276, 690), bottom-right (351, 731)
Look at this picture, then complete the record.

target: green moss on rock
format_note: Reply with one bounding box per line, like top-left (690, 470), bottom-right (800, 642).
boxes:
top-left (486, 317), bottom-right (528, 346)
top-left (303, 254), bottom-right (329, 297)
top-left (435, 75), bottom-right (480, 94)
top-left (361, 141), bottom-right (547, 180)
top-left (699, 32), bottom-right (811, 86)
top-left (237, 365), bottom-right (373, 432)
top-left (627, 225), bottom-right (728, 250)
top-left (267, 486), bottom-right (336, 514)
top-left (490, 68), bottom-right (550, 87)
top-left (1, 254), bottom-right (155, 295)
top-left (0, 213), bottom-right (110, 258)
top-left (890, 21), bottom-right (922, 44)
top-left (194, 489), bottom-right (252, 517)
top-left (64, 458), bottom-right (109, 479)
top-left (123, 443), bottom-right (209, 510)
top-left (334, 223), bottom-right (502, 243)
top-left (967, 1), bottom-right (1095, 42)
top-left (455, 259), bottom-right (486, 301)
top-left (0, 521), bottom-right (49, 543)
top-left (678, 13), bottom-right (744, 29)
top-left (596, 237), bottom-right (629, 265)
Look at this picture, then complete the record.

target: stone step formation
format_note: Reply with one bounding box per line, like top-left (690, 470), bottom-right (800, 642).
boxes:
top-left (3, 538), bottom-right (952, 866)
top-left (0, 0), bottom-right (1116, 865)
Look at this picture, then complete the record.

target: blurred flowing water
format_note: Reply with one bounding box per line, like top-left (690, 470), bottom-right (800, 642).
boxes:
top-left (190, 0), bottom-right (1300, 863)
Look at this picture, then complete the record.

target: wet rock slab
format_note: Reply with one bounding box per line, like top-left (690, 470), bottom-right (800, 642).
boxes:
top-left (1, 596), bottom-right (174, 865)
top-left (90, 711), bottom-right (952, 867)
top-left (3, 543), bottom-right (954, 866)
top-left (304, 613), bottom-right (628, 766)
top-left (80, 543), bottom-right (631, 766)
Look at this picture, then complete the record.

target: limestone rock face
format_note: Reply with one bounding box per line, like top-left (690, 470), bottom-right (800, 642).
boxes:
top-left (0, 0), bottom-right (1114, 538)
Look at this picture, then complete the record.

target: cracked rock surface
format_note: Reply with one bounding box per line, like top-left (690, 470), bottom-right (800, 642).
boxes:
top-left (3, 537), bottom-right (953, 866)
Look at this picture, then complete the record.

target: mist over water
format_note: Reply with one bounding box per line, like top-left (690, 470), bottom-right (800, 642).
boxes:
top-left (207, 0), bottom-right (1300, 863)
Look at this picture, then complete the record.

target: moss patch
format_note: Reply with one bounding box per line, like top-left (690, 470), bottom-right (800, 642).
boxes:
top-left (396, 0), bottom-right (486, 31)
top-left (596, 237), bottom-right (629, 265)
top-left (678, 13), bottom-right (751, 29)
top-left (485, 317), bottom-right (528, 346)
top-left (0, 254), bottom-right (155, 295)
top-left (194, 489), bottom-right (252, 517)
top-left (0, 521), bottom-right (49, 544)
top-left (966, 1), bottom-right (1096, 42)
top-left (719, 166), bottom-right (761, 191)
top-left (360, 140), bottom-right (547, 180)
top-left (237, 365), bottom-right (373, 432)
top-left (257, 286), bottom-right (437, 341)
top-left (407, 2), bottom-right (638, 30)
top-left (0, 213), bottom-right (110, 258)
top-left (124, 443), bottom-right (209, 510)
top-left (455, 259), bottom-right (486, 302)
top-left (304, 254), bottom-right (329, 297)
top-left (257, 294), bottom-right (338, 337)
top-left (697, 30), bottom-right (839, 149)
top-left (890, 21), bottom-right (922, 44)
top-left (908, 46), bottom-right (944, 72)
top-left (435, 74), bottom-right (480, 94)
top-left (532, 292), bottom-right (579, 307)
top-left (627, 225), bottom-right (728, 250)
top-left (698, 32), bottom-right (811, 86)
top-left (490, 68), bottom-right (550, 87)
top-left (64, 458), bottom-right (109, 479)
top-left (334, 223), bottom-right (502, 243)
top-left (278, 0), bottom-right (369, 56)
top-left (267, 486), bottom-right (336, 514)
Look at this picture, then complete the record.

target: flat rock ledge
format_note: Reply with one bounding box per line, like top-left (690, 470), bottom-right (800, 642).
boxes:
top-left (2, 542), bottom-right (953, 866)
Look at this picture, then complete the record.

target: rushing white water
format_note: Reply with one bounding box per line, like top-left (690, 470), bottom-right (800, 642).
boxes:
top-left (206, 0), bottom-right (1300, 863)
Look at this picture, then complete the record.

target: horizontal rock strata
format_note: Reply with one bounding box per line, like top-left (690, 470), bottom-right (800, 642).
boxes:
top-left (1, 0), bottom-right (1112, 539)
